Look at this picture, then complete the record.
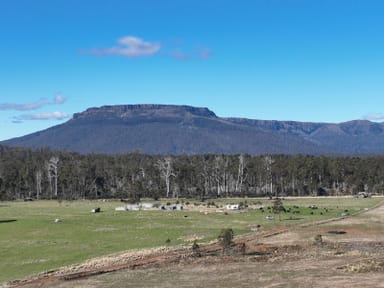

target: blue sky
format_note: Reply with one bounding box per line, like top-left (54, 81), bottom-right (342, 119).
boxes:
top-left (1, 0), bottom-right (384, 141)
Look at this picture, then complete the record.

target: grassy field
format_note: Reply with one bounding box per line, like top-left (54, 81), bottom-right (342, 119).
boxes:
top-left (0, 197), bottom-right (381, 283)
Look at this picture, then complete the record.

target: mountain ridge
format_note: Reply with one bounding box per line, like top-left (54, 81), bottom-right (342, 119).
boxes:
top-left (2, 104), bottom-right (384, 155)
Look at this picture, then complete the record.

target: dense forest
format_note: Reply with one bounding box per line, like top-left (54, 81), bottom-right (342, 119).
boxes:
top-left (1, 145), bottom-right (384, 201)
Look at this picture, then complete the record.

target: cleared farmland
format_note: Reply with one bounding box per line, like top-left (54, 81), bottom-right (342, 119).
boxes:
top-left (0, 197), bottom-right (381, 284)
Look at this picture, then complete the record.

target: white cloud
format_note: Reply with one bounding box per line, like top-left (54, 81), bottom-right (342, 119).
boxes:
top-left (363, 113), bottom-right (384, 121)
top-left (16, 111), bottom-right (69, 121)
top-left (83, 36), bottom-right (161, 58)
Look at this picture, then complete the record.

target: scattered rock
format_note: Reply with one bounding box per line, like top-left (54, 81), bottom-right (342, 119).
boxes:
top-left (327, 230), bottom-right (346, 235)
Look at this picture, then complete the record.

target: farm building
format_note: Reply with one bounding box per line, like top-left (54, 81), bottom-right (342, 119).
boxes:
top-left (225, 204), bottom-right (240, 210)
top-left (115, 203), bottom-right (155, 211)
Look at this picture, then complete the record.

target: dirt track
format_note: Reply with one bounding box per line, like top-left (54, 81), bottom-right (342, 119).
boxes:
top-left (3, 201), bottom-right (384, 288)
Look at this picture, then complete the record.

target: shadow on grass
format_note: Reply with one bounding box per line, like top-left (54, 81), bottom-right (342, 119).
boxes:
top-left (0, 219), bottom-right (17, 224)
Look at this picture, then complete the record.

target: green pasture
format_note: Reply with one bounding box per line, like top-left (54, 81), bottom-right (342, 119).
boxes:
top-left (0, 197), bottom-right (382, 283)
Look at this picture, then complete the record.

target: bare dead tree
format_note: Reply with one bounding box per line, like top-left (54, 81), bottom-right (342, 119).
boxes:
top-left (200, 158), bottom-right (211, 199)
top-left (47, 157), bottom-right (59, 198)
top-left (235, 154), bottom-right (247, 195)
top-left (47, 163), bottom-right (53, 198)
top-left (35, 170), bottom-right (42, 200)
top-left (213, 156), bottom-right (230, 197)
top-left (264, 155), bottom-right (274, 197)
top-left (157, 157), bottom-right (175, 198)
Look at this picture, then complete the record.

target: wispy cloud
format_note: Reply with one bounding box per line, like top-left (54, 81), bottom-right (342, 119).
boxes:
top-left (0, 95), bottom-right (66, 112)
top-left (169, 46), bottom-right (213, 61)
top-left (0, 99), bottom-right (49, 111)
top-left (11, 119), bottom-right (23, 124)
top-left (171, 49), bottom-right (190, 60)
top-left (2, 94), bottom-right (69, 123)
top-left (54, 93), bottom-right (66, 104)
top-left (82, 36), bottom-right (161, 58)
top-left (82, 36), bottom-right (212, 61)
top-left (363, 113), bottom-right (384, 121)
top-left (15, 111), bottom-right (69, 121)
top-left (198, 47), bottom-right (212, 60)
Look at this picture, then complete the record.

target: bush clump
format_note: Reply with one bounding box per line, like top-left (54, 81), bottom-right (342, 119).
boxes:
top-left (218, 228), bottom-right (234, 255)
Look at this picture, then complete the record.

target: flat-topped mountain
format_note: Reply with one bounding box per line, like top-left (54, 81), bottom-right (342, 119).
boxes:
top-left (73, 104), bottom-right (217, 120)
top-left (2, 104), bottom-right (384, 155)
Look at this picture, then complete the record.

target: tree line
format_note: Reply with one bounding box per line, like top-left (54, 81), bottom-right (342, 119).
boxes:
top-left (1, 145), bottom-right (384, 200)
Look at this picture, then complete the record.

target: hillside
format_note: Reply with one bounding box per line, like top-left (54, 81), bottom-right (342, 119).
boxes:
top-left (2, 104), bottom-right (384, 155)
